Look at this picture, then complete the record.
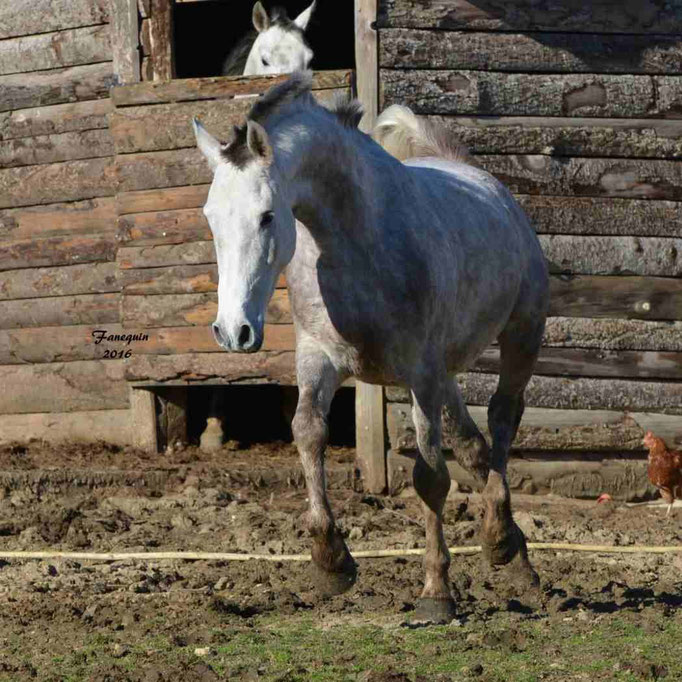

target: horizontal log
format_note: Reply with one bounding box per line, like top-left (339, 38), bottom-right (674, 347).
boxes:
top-left (116, 148), bottom-right (210, 193)
top-left (121, 290), bottom-right (291, 327)
top-left (125, 351), bottom-right (297, 384)
top-left (0, 197), bottom-right (116, 240)
top-left (0, 360), bottom-right (128, 414)
top-left (549, 276), bottom-right (682, 320)
top-left (0, 235), bottom-right (117, 271)
top-left (0, 128), bottom-right (114, 168)
top-left (544, 318), bottom-right (682, 353)
top-left (516, 195), bottom-right (682, 237)
top-left (381, 30), bottom-right (682, 75)
top-left (0, 410), bottom-right (131, 446)
top-left (117, 240), bottom-right (215, 269)
top-left (440, 117), bottom-right (682, 161)
top-left (0, 294), bottom-right (119, 330)
top-left (387, 403), bottom-right (682, 453)
top-left (0, 99), bottom-right (111, 141)
top-left (111, 70), bottom-right (353, 107)
top-left (380, 70), bottom-right (676, 118)
top-left (0, 63), bottom-right (115, 114)
top-left (376, 0), bottom-right (682, 34)
top-left (0, 25), bottom-right (111, 76)
top-left (110, 87), bottom-right (351, 154)
top-left (117, 208), bottom-right (209, 246)
top-left (117, 184), bottom-right (209, 215)
top-left (0, 157), bottom-right (116, 209)
top-left (0, 263), bottom-right (119, 301)
top-left (0, 0), bottom-right (110, 40)
top-left (386, 374), bottom-right (682, 415)
top-left (479, 155), bottom-right (682, 202)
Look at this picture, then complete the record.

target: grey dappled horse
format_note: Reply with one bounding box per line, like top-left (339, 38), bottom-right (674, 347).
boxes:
top-left (193, 73), bottom-right (549, 621)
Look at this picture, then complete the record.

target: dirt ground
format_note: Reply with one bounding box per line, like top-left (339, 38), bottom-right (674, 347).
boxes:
top-left (1, 440), bottom-right (682, 681)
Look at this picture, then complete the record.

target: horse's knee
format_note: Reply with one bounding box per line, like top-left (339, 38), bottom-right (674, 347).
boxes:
top-left (413, 456), bottom-right (450, 511)
top-left (292, 405), bottom-right (327, 453)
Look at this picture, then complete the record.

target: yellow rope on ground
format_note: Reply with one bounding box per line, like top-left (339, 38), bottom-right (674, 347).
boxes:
top-left (0, 543), bottom-right (680, 562)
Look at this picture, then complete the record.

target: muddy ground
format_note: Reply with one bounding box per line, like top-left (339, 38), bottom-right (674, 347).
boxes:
top-left (1, 440), bottom-right (681, 681)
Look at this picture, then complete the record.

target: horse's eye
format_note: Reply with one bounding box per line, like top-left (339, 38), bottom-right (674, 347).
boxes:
top-left (260, 211), bottom-right (274, 227)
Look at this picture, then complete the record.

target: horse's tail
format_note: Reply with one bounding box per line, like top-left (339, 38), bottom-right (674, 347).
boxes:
top-left (372, 104), bottom-right (474, 165)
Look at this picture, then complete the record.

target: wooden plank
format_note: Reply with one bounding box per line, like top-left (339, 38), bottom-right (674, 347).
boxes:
top-left (0, 128), bottom-right (114, 168)
top-left (0, 409), bottom-right (131, 446)
top-left (0, 360), bottom-right (128, 414)
top-left (0, 0), bottom-right (110, 40)
top-left (549, 276), bottom-right (682, 321)
top-left (0, 197), bottom-right (116, 241)
top-left (516, 195), bottom-right (682, 238)
top-left (117, 240), bottom-right (214, 269)
top-left (111, 70), bottom-right (353, 107)
top-left (387, 374), bottom-right (682, 415)
top-left (0, 235), bottom-right (117, 271)
top-left (121, 290), bottom-right (291, 327)
top-left (544, 318), bottom-right (682, 353)
top-left (376, 0), bottom-right (682, 34)
top-left (0, 157), bottom-right (116, 209)
top-left (0, 263), bottom-right (119, 301)
top-left (380, 30), bottom-right (682, 75)
top-left (140, 18), bottom-right (152, 57)
top-left (387, 404), bottom-right (682, 454)
top-left (0, 25), bottom-right (111, 76)
top-left (380, 70), bottom-right (675, 118)
top-left (0, 99), bottom-right (112, 142)
top-left (0, 294), bottom-right (119, 330)
top-left (117, 208), bottom-right (210, 245)
top-left (355, 0), bottom-right (378, 133)
top-left (149, 0), bottom-right (174, 81)
top-left (438, 117), bottom-right (682, 162)
top-left (0, 63), bottom-right (115, 114)
top-left (125, 351), bottom-right (297, 384)
top-left (138, 0), bottom-right (151, 19)
top-left (129, 387), bottom-right (158, 451)
top-left (111, 0), bottom-right (141, 85)
top-left (116, 148), bottom-right (210, 193)
top-left (117, 185), bottom-right (209, 215)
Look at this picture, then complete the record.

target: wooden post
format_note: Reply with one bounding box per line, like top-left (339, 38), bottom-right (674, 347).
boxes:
top-left (111, 0), bottom-right (141, 85)
top-left (149, 0), bottom-right (175, 80)
top-left (157, 386), bottom-right (187, 449)
top-left (129, 386), bottom-right (158, 451)
top-left (354, 0), bottom-right (387, 494)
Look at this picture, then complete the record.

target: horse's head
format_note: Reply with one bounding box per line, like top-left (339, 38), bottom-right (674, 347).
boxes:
top-left (244, 1), bottom-right (315, 76)
top-left (193, 117), bottom-right (295, 353)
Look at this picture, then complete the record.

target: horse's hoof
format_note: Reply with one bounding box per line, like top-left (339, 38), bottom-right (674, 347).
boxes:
top-left (413, 597), bottom-right (457, 624)
top-left (309, 558), bottom-right (357, 598)
top-left (481, 522), bottom-right (539, 589)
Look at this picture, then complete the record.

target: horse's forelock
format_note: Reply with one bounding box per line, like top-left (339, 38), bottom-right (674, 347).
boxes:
top-left (247, 71), bottom-right (314, 125)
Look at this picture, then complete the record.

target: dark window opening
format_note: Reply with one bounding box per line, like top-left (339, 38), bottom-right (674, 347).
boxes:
top-left (187, 385), bottom-right (355, 448)
top-left (173, 0), bottom-right (355, 79)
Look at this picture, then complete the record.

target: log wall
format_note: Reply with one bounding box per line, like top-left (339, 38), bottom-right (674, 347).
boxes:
top-left (377, 0), bottom-right (682, 478)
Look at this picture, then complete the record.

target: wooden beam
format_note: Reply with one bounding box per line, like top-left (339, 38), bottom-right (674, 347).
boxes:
top-left (117, 185), bottom-right (209, 215)
top-left (355, 0), bottom-right (378, 133)
top-left (0, 293), bottom-right (119, 329)
top-left (149, 0), bottom-right (175, 81)
top-left (117, 241), bottom-right (214, 269)
top-left (129, 386), bottom-right (158, 451)
top-left (111, 0), bottom-right (141, 85)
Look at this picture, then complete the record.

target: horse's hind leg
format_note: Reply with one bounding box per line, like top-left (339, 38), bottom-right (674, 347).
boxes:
top-left (292, 346), bottom-right (356, 597)
top-left (480, 317), bottom-right (545, 588)
top-left (411, 377), bottom-right (457, 622)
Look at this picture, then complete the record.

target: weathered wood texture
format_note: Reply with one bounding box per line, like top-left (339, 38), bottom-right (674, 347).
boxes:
top-left (149, 0), bottom-right (174, 81)
top-left (117, 208), bottom-right (210, 245)
top-left (380, 70), bottom-right (682, 118)
top-left (120, 265), bottom-right (219, 295)
top-left (0, 235), bottom-right (118, 271)
top-left (0, 99), bottom-right (112, 141)
top-left (0, 25), bottom-right (111, 76)
top-left (111, 70), bottom-right (353, 106)
top-left (0, 157), bottom-right (116, 209)
top-left (117, 185), bottom-right (209, 215)
top-left (440, 117), bottom-right (682, 161)
top-left (129, 387), bottom-right (158, 451)
top-left (376, 0), bottom-right (682, 34)
top-left (0, 410), bottom-right (131, 446)
top-left (117, 241), bottom-right (215, 269)
top-left (387, 404), bottom-right (682, 453)
top-left (0, 263), bottom-right (119, 301)
top-left (0, 294), bottom-right (119, 330)
top-left (386, 374), bottom-right (682, 415)
top-left (0, 360), bottom-right (128, 414)
top-left (115, 148), bottom-right (209, 193)
top-left (0, 0), bottom-right (110, 40)
top-left (0, 198), bottom-right (116, 240)
top-left (111, 0), bottom-right (141, 85)
top-left (0, 63), bottom-right (115, 113)
top-left (381, 30), bottom-right (682, 75)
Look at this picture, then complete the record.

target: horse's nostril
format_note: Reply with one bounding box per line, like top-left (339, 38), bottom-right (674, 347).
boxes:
top-left (238, 324), bottom-right (252, 348)
top-left (212, 323), bottom-right (225, 347)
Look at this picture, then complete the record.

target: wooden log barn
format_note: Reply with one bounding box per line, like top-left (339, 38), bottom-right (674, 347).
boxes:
top-left (1, 0), bottom-right (681, 501)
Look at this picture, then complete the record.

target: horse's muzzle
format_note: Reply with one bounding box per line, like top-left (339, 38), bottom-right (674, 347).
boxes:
top-left (212, 321), bottom-right (262, 353)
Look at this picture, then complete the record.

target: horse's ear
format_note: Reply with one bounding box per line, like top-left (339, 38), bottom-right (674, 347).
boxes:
top-left (246, 120), bottom-right (273, 164)
top-left (252, 1), bottom-right (270, 32)
top-left (293, 0), bottom-right (316, 31)
top-left (193, 117), bottom-right (223, 172)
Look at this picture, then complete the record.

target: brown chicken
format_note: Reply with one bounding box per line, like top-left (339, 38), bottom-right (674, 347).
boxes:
top-left (643, 431), bottom-right (682, 516)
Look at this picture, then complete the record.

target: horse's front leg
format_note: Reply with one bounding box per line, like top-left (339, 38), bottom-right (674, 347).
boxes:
top-left (411, 379), bottom-right (457, 623)
top-left (292, 347), bottom-right (356, 596)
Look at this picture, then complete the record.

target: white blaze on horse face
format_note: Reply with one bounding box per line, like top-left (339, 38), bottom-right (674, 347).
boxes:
top-left (202, 161), bottom-right (295, 353)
